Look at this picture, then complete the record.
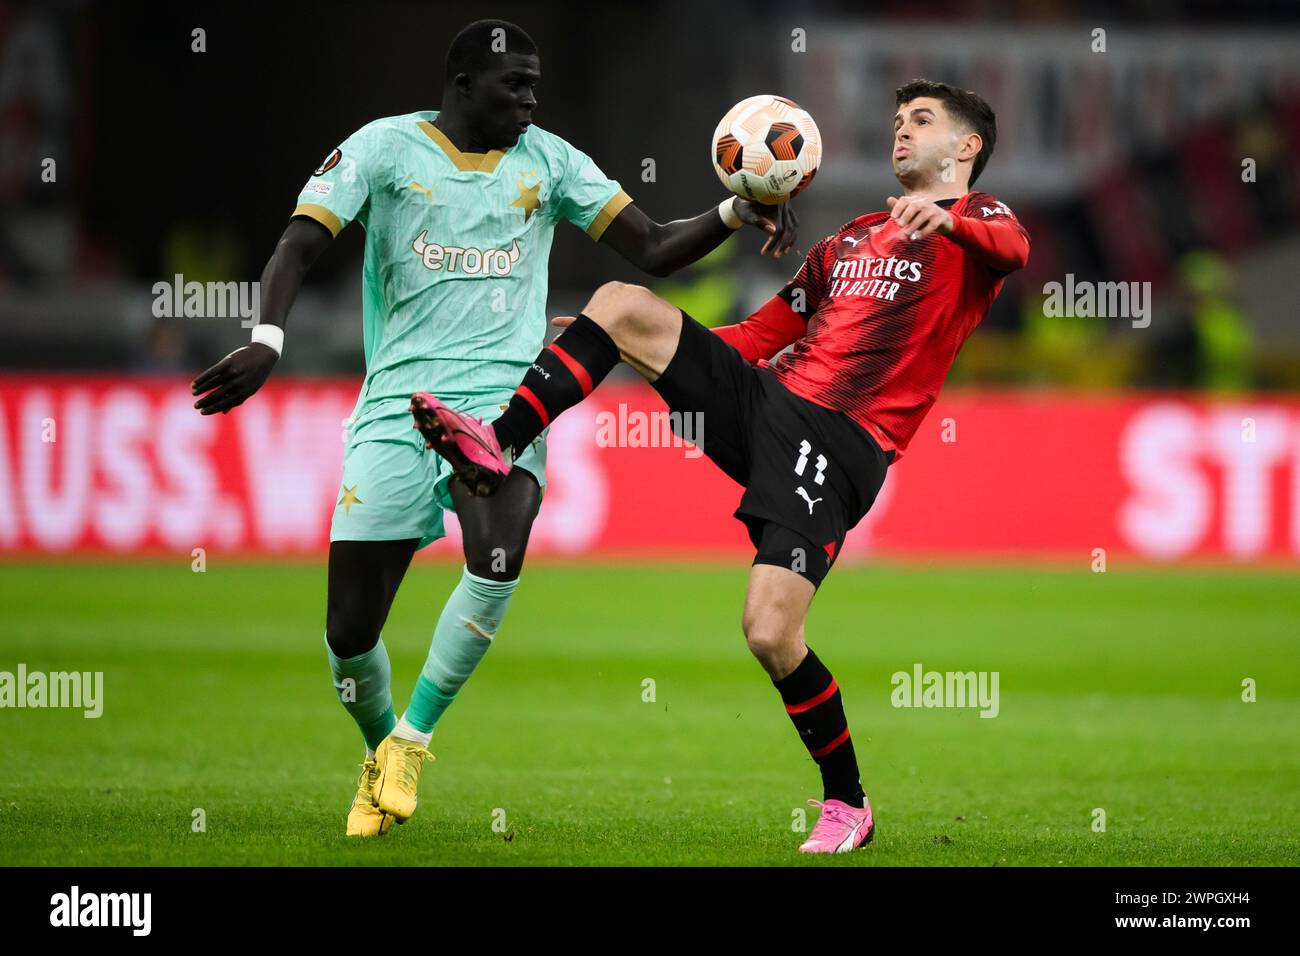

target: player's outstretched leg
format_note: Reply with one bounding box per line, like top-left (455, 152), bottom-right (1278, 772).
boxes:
top-left (411, 281), bottom-right (681, 494)
top-left (409, 393), bottom-right (511, 497)
top-left (326, 539), bottom-right (417, 836)
top-left (743, 561), bottom-right (875, 854)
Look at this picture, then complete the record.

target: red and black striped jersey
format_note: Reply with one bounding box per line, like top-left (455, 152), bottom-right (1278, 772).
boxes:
top-left (714, 191), bottom-right (1029, 460)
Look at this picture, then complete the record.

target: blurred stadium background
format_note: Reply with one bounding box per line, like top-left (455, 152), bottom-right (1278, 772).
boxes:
top-left (4, 0), bottom-right (1300, 563)
top-left (1, 1), bottom-right (1298, 866)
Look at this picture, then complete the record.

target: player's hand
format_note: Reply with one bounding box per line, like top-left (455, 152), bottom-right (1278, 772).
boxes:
top-left (733, 198), bottom-right (799, 259)
top-left (886, 195), bottom-right (954, 240)
top-left (551, 315), bottom-right (576, 329)
top-left (191, 343), bottom-right (279, 416)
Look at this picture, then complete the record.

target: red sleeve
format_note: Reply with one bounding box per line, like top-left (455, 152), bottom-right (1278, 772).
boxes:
top-left (713, 294), bottom-right (807, 363)
top-left (712, 235), bottom-right (831, 363)
top-left (946, 201), bottom-right (1030, 274)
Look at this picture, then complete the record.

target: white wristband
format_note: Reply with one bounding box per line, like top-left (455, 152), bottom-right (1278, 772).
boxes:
top-left (251, 324), bottom-right (284, 356)
top-left (718, 197), bottom-right (743, 230)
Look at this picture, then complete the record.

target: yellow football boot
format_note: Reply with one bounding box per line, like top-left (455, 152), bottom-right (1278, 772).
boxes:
top-left (373, 734), bottom-right (435, 823)
top-left (346, 758), bottom-right (394, 837)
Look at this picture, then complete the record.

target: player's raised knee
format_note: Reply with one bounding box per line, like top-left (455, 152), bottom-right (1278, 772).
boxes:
top-left (586, 280), bottom-right (655, 327)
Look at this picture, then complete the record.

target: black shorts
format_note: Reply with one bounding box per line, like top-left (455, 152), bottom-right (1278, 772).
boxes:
top-left (651, 311), bottom-right (893, 586)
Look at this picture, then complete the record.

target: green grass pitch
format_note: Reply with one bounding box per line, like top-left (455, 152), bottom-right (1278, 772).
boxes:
top-left (1, 560), bottom-right (1297, 866)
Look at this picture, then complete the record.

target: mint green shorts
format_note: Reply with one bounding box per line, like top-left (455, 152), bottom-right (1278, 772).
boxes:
top-left (329, 397), bottom-right (546, 550)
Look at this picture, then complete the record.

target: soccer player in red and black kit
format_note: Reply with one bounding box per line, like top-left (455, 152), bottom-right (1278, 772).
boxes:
top-left (410, 79), bottom-right (1029, 853)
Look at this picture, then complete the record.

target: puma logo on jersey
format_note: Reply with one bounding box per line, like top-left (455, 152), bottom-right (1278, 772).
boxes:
top-left (796, 486), bottom-right (822, 514)
top-left (409, 182), bottom-right (434, 201)
top-left (411, 231), bottom-right (521, 276)
top-left (842, 235), bottom-right (862, 246)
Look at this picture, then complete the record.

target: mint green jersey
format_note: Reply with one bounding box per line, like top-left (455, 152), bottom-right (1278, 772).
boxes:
top-left (293, 110), bottom-right (630, 442)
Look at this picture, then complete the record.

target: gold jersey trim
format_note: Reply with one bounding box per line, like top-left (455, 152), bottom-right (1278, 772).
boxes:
top-left (587, 190), bottom-right (634, 241)
top-left (417, 120), bottom-right (506, 173)
top-left (291, 203), bottom-right (344, 238)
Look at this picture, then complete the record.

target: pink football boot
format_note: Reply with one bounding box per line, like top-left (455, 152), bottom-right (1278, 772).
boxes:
top-left (410, 392), bottom-right (511, 496)
top-left (799, 798), bottom-right (876, 854)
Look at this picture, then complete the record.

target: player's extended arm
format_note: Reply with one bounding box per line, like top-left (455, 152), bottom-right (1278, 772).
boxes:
top-left (712, 293), bottom-right (807, 363)
top-left (887, 195), bottom-right (1029, 274)
top-left (599, 198), bottom-right (798, 277)
top-left (945, 214), bottom-right (1030, 273)
top-left (191, 217), bottom-right (333, 415)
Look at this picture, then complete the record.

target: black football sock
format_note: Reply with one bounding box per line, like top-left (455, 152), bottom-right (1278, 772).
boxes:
top-left (773, 647), bottom-right (866, 807)
top-left (492, 313), bottom-right (621, 459)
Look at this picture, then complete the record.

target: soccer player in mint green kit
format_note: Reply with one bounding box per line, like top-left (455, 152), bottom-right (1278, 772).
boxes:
top-left (190, 19), bottom-right (796, 836)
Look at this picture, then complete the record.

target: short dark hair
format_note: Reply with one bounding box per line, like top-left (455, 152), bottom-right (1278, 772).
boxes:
top-left (895, 79), bottom-right (997, 186)
top-left (444, 19), bottom-right (537, 83)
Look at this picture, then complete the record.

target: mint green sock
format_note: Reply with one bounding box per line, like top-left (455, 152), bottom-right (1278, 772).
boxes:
top-left (325, 635), bottom-right (397, 751)
top-left (403, 568), bottom-right (518, 733)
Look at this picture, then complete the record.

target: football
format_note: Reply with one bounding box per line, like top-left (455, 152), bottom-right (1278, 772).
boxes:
top-left (711, 94), bottom-right (822, 205)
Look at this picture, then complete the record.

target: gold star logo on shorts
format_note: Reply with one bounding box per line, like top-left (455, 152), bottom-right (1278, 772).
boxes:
top-left (337, 484), bottom-right (362, 515)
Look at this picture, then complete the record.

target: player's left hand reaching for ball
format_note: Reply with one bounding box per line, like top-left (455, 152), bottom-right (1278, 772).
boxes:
top-left (732, 198), bottom-right (799, 258)
top-left (886, 195), bottom-right (954, 241)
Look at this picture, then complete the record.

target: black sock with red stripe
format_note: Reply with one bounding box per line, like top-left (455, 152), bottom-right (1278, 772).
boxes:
top-left (774, 647), bottom-right (866, 807)
top-left (492, 313), bottom-right (620, 459)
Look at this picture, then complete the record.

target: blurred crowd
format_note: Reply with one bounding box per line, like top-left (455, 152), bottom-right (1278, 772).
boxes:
top-left (2, 1), bottom-right (1298, 394)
